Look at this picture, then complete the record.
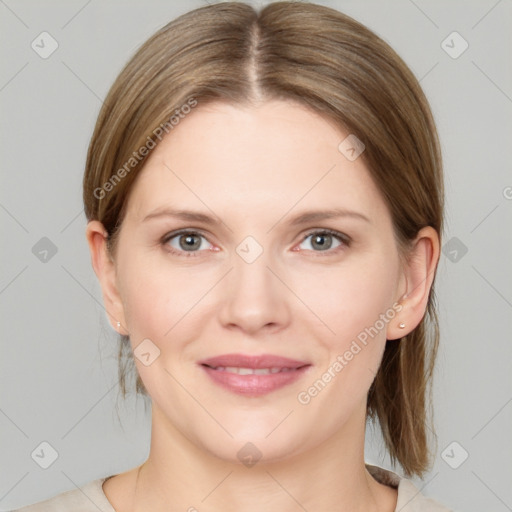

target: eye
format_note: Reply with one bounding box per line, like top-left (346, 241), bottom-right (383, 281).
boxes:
top-left (161, 228), bottom-right (350, 257)
top-left (162, 230), bottom-right (213, 256)
top-left (297, 229), bottom-right (349, 253)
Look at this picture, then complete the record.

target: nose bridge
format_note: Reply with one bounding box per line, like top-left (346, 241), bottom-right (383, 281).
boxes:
top-left (232, 236), bottom-right (280, 304)
top-left (234, 245), bottom-right (273, 293)
top-left (218, 234), bottom-right (290, 333)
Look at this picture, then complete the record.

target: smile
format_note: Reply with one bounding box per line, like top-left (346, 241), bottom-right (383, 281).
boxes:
top-left (198, 354), bottom-right (312, 396)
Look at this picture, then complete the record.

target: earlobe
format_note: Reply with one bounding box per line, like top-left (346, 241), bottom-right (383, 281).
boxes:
top-left (387, 226), bottom-right (440, 340)
top-left (85, 220), bottom-right (128, 335)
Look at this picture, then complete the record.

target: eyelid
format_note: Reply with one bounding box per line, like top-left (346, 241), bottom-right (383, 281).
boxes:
top-left (161, 228), bottom-right (211, 243)
top-left (301, 228), bottom-right (351, 243)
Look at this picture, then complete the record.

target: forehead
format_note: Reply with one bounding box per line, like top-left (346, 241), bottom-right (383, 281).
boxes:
top-left (126, 100), bottom-right (388, 224)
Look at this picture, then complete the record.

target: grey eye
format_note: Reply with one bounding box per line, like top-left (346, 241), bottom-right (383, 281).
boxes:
top-left (299, 232), bottom-right (343, 251)
top-left (168, 232), bottom-right (209, 252)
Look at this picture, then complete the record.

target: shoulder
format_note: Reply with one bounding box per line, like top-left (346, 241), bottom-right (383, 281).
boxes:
top-left (366, 463), bottom-right (453, 512)
top-left (11, 477), bottom-right (116, 512)
top-left (396, 478), bottom-right (453, 512)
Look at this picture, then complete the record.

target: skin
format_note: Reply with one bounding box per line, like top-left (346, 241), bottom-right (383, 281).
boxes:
top-left (86, 100), bottom-right (439, 512)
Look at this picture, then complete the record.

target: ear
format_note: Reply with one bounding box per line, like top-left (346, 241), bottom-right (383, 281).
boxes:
top-left (387, 226), bottom-right (440, 341)
top-left (85, 220), bottom-right (128, 335)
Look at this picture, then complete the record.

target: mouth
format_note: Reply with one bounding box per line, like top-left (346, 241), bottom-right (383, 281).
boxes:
top-left (198, 353), bottom-right (311, 396)
top-left (203, 366), bottom-right (300, 375)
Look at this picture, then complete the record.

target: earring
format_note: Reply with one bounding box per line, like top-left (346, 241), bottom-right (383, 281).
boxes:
top-left (116, 321), bottom-right (121, 329)
top-left (398, 322), bottom-right (406, 329)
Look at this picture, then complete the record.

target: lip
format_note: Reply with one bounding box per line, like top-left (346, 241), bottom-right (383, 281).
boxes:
top-left (198, 353), bottom-right (311, 396)
top-left (199, 353), bottom-right (309, 369)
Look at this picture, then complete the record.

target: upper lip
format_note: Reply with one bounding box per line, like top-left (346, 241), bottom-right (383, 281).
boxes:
top-left (199, 353), bottom-right (310, 369)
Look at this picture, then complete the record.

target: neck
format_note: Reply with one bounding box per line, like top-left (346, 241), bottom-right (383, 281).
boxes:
top-left (128, 401), bottom-right (395, 512)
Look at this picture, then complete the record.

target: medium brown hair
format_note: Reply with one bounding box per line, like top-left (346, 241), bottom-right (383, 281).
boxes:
top-left (83, 1), bottom-right (443, 478)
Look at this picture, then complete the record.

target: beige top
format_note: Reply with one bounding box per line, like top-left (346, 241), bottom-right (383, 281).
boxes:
top-left (12, 464), bottom-right (452, 511)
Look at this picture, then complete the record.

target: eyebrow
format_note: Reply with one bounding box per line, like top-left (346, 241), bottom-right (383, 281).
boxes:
top-left (287, 208), bottom-right (370, 225)
top-left (142, 207), bottom-right (370, 225)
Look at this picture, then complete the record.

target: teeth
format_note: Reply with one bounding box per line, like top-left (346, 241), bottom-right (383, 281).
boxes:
top-left (212, 366), bottom-right (291, 374)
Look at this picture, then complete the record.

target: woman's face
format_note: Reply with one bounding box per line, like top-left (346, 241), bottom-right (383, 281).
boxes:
top-left (109, 100), bottom-right (407, 462)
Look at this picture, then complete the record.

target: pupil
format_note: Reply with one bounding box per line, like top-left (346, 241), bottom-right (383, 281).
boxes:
top-left (313, 234), bottom-right (332, 251)
top-left (180, 234), bottom-right (200, 251)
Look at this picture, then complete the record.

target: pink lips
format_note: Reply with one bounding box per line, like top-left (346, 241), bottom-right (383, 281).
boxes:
top-left (199, 353), bottom-right (311, 396)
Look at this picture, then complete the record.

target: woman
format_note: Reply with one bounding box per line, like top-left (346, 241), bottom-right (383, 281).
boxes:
top-left (16, 1), bottom-right (451, 510)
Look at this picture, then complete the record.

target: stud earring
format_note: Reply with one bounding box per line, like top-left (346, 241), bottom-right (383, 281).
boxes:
top-left (116, 321), bottom-right (121, 329)
top-left (398, 322), bottom-right (405, 329)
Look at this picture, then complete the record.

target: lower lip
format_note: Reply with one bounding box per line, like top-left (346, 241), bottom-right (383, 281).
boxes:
top-left (200, 365), bottom-right (310, 396)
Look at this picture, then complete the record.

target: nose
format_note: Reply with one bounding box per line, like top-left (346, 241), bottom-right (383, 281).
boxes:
top-left (217, 247), bottom-right (291, 335)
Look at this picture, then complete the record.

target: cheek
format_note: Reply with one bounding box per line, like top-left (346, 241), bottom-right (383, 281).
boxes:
top-left (295, 256), bottom-right (398, 344)
top-left (294, 256), bottom-right (398, 399)
top-left (117, 259), bottom-right (212, 399)
top-left (119, 254), bottom-right (212, 341)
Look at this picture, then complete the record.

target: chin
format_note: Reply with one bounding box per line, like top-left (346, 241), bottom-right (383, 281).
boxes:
top-left (197, 427), bottom-right (309, 467)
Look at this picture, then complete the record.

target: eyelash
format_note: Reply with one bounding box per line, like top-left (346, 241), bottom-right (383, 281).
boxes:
top-left (161, 228), bottom-right (351, 258)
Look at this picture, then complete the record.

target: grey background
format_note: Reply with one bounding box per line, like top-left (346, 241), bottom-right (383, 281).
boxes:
top-left (1, 0), bottom-right (511, 510)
